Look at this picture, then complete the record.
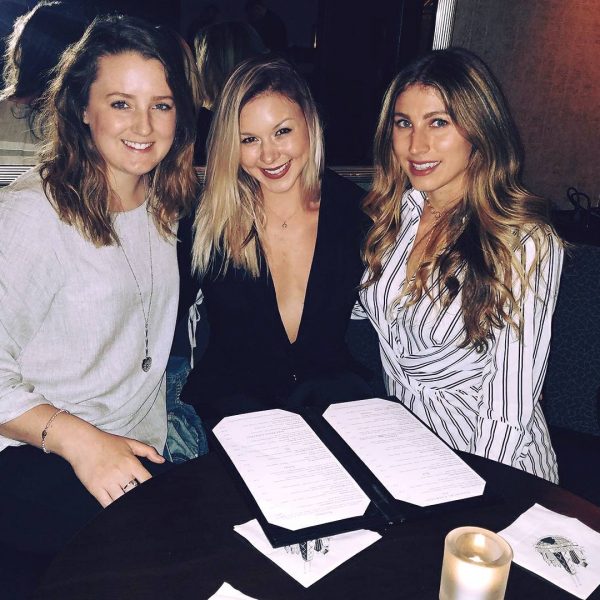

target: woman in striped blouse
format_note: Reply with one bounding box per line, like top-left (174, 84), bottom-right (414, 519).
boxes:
top-left (357, 48), bottom-right (563, 482)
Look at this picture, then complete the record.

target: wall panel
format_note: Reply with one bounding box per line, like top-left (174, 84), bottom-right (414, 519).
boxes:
top-left (452, 0), bottom-right (599, 208)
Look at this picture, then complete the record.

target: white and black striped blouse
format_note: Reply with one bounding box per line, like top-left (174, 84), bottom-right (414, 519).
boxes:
top-left (356, 189), bottom-right (563, 482)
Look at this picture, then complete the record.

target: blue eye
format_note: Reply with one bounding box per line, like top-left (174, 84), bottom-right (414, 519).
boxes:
top-left (111, 100), bottom-right (129, 110)
top-left (154, 102), bottom-right (173, 111)
top-left (394, 118), bottom-right (411, 128)
top-left (431, 118), bottom-right (449, 127)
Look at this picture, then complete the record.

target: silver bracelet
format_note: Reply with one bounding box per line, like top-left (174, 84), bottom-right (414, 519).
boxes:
top-left (41, 408), bottom-right (70, 454)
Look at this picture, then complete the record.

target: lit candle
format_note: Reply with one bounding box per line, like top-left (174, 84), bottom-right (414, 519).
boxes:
top-left (439, 526), bottom-right (513, 600)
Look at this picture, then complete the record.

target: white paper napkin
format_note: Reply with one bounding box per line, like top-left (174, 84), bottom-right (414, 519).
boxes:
top-left (499, 503), bottom-right (600, 599)
top-left (234, 519), bottom-right (381, 588)
top-left (207, 582), bottom-right (259, 600)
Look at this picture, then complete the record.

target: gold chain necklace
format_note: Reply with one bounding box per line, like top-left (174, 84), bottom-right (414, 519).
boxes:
top-left (404, 194), bottom-right (445, 294)
top-left (424, 194), bottom-right (443, 221)
top-left (418, 194), bottom-right (445, 265)
top-left (267, 205), bottom-right (302, 230)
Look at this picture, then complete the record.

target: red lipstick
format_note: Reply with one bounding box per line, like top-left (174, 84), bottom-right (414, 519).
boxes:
top-left (260, 160), bottom-right (291, 180)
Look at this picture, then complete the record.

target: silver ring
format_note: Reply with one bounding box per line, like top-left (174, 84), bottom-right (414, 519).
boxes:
top-left (122, 478), bottom-right (139, 493)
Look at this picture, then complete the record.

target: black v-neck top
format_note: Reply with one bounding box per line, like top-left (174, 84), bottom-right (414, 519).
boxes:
top-left (180, 169), bottom-right (369, 419)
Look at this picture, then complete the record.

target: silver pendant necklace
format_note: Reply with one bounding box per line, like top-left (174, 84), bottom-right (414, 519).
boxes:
top-left (118, 202), bottom-right (154, 372)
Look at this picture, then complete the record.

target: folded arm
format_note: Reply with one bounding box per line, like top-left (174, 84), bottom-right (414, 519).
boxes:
top-left (0, 190), bottom-right (163, 507)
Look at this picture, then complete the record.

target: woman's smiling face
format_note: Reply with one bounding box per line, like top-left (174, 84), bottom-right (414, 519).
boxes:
top-left (238, 92), bottom-right (310, 201)
top-left (83, 51), bottom-right (176, 193)
top-left (392, 84), bottom-right (472, 207)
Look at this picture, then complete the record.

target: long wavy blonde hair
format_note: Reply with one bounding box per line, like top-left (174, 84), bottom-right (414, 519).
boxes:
top-left (192, 57), bottom-right (324, 277)
top-left (363, 47), bottom-right (557, 349)
top-left (38, 15), bottom-right (200, 246)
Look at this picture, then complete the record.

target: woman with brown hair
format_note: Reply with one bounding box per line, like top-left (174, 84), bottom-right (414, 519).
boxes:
top-left (357, 48), bottom-right (563, 482)
top-left (0, 14), bottom-right (199, 589)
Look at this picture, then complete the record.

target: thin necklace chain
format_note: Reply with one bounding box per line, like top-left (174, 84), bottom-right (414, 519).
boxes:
top-left (424, 194), bottom-right (443, 221)
top-left (267, 205), bottom-right (302, 230)
top-left (418, 193), bottom-right (445, 267)
top-left (118, 201), bottom-right (154, 372)
top-left (403, 193), bottom-right (445, 296)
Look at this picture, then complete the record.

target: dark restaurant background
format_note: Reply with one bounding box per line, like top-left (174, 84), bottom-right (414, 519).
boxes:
top-left (1, 0), bottom-right (598, 208)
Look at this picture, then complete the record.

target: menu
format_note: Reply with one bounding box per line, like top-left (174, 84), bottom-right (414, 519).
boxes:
top-left (323, 399), bottom-right (485, 507)
top-left (212, 398), bottom-right (486, 546)
top-left (212, 409), bottom-right (370, 531)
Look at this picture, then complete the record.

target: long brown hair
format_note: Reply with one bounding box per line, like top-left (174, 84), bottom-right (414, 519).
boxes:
top-left (38, 15), bottom-right (200, 246)
top-left (363, 47), bottom-right (558, 349)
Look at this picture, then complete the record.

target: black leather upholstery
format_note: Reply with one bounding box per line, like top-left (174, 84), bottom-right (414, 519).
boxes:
top-left (542, 243), bottom-right (600, 505)
top-left (543, 244), bottom-right (600, 436)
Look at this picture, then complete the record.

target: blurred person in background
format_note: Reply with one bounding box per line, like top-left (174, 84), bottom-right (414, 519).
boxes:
top-left (0, 0), bottom-right (90, 164)
top-left (244, 0), bottom-right (287, 53)
top-left (192, 20), bottom-right (267, 164)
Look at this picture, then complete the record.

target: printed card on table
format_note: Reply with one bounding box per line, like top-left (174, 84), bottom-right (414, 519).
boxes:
top-left (234, 519), bottom-right (381, 588)
top-left (499, 504), bottom-right (600, 599)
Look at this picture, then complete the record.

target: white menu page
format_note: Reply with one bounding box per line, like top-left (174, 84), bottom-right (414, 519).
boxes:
top-left (323, 398), bottom-right (486, 507)
top-left (213, 409), bottom-right (371, 531)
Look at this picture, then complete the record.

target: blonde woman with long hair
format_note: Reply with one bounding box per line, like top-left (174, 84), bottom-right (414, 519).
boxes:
top-left (180, 57), bottom-right (370, 418)
top-left (357, 48), bottom-right (563, 482)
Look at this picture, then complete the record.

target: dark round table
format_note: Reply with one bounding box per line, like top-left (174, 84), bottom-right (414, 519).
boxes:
top-left (33, 450), bottom-right (600, 600)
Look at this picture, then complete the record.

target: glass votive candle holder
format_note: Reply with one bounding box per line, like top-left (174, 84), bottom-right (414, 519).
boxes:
top-left (439, 526), bottom-right (513, 600)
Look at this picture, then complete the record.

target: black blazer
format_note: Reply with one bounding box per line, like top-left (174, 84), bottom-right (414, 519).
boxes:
top-left (179, 169), bottom-right (370, 418)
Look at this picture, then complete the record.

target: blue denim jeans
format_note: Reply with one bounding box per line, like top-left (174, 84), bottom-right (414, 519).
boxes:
top-left (163, 356), bottom-right (208, 463)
